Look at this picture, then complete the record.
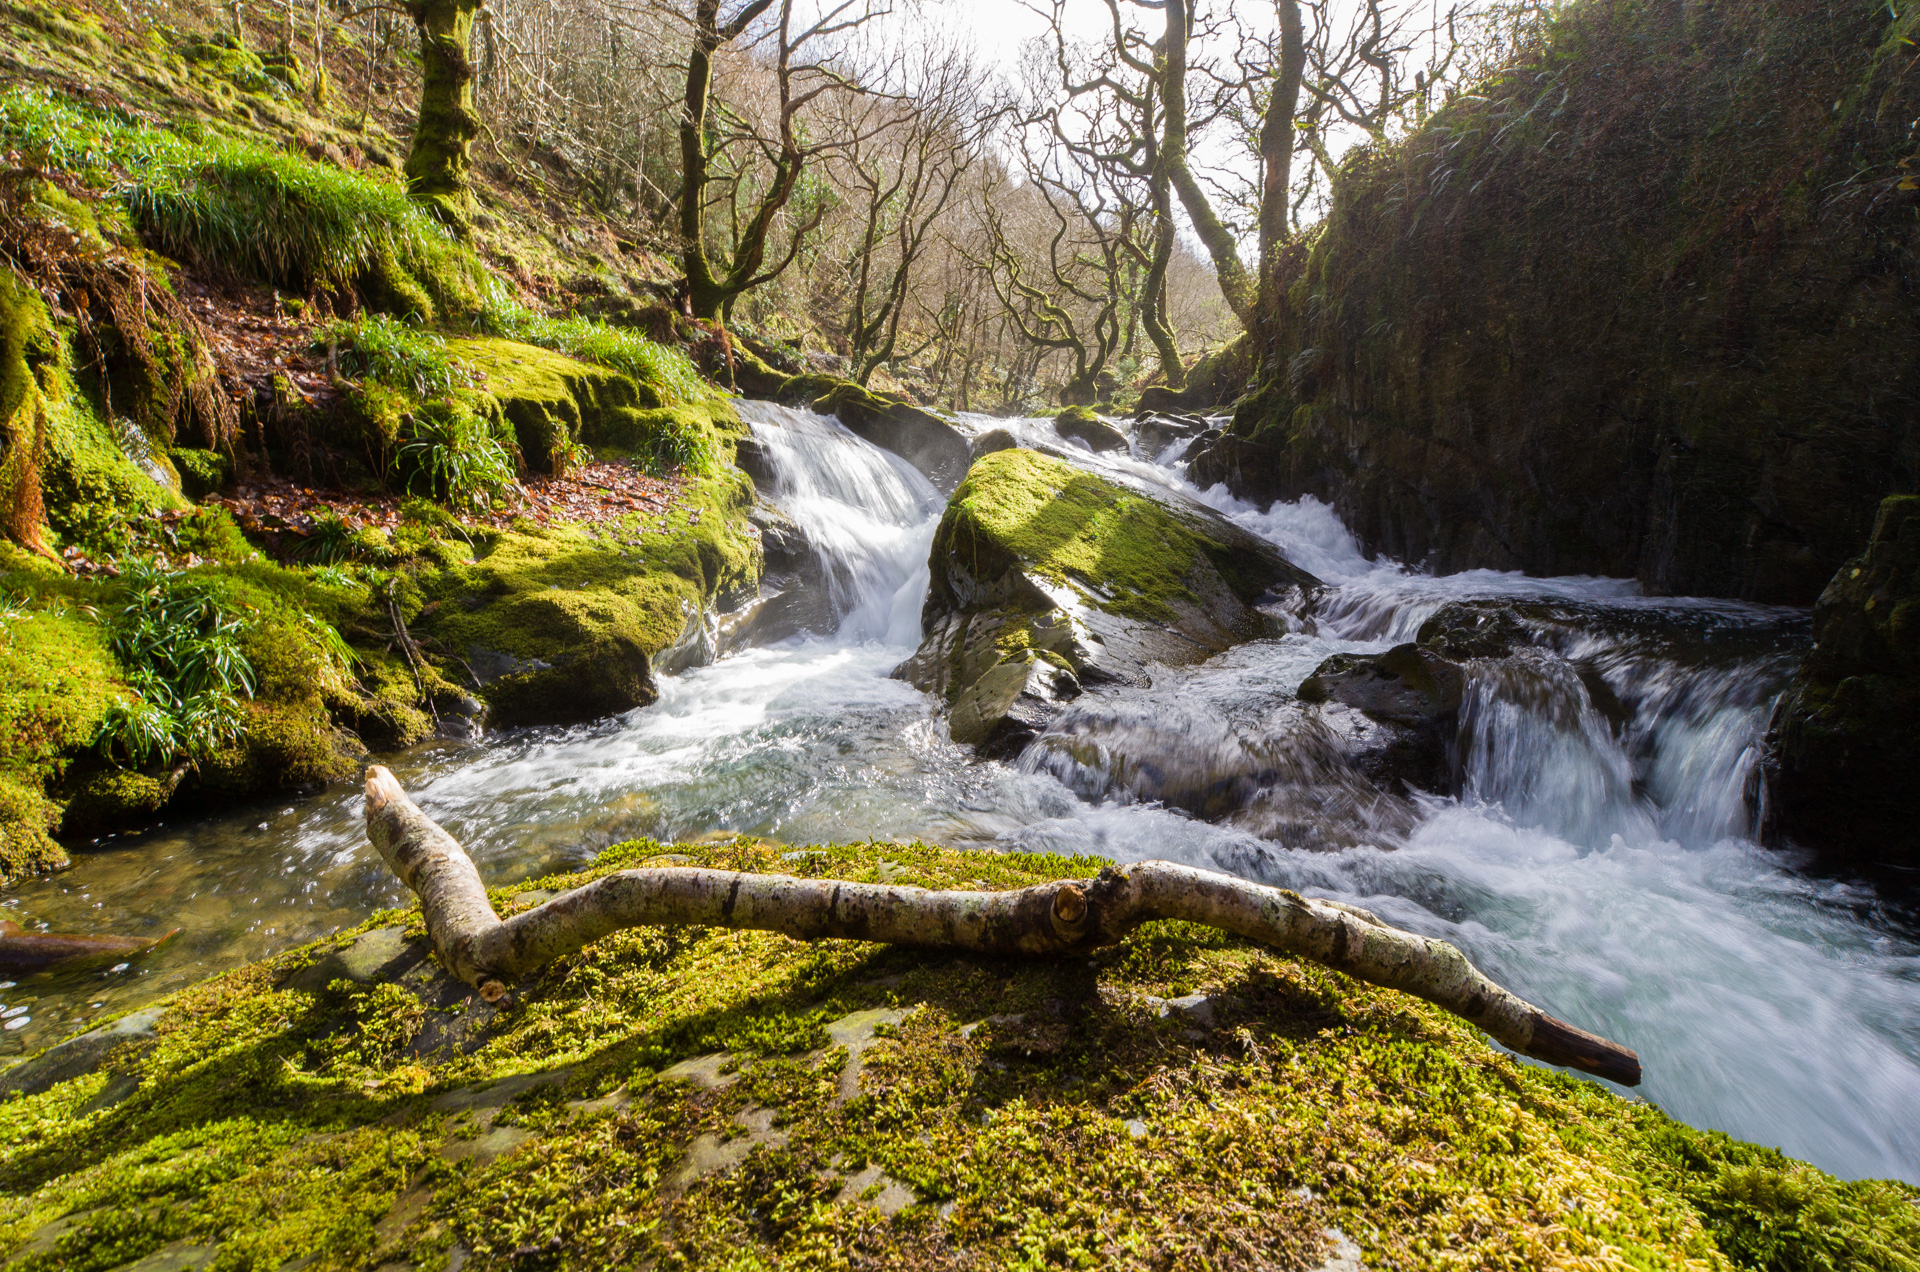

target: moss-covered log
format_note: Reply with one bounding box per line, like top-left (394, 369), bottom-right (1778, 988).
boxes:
top-left (365, 764), bottom-right (1640, 1084)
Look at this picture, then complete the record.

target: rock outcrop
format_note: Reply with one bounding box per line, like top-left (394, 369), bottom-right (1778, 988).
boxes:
top-left (1766, 495), bottom-right (1920, 867)
top-left (1211, 0), bottom-right (1920, 604)
top-left (897, 448), bottom-right (1318, 756)
top-left (775, 373), bottom-right (973, 493)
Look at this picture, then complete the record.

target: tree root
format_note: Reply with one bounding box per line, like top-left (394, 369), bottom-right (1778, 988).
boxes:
top-left (362, 765), bottom-right (1641, 1085)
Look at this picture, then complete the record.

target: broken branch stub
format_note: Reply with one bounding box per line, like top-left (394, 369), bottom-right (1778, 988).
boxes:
top-left (362, 766), bottom-right (1641, 1086)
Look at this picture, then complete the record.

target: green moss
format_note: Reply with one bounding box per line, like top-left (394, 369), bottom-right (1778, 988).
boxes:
top-left (413, 469), bottom-right (759, 725)
top-left (165, 447), bottom-right (229, 500)
top-left (0, 605), bottom-right (128, 881)
top-left (937, 448), bottom-right (1272, 625)
top-left (1, 836), bottom-right (1911, 1270)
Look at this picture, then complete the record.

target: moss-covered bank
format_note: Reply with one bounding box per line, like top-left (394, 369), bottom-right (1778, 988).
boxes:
top-left (1766, 495), bottom-right (1920, 867)
top-left (2, 836), bottom-right (1914, 1271)
top-left (1207, 0), bottom-right (1920, 605)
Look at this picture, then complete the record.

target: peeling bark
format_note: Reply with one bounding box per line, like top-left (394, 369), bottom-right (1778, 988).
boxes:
top-left (363, 765), bottom-right (1640, 1085)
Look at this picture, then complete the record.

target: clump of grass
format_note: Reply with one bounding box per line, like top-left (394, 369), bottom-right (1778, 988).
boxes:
top-left (320, 313), bottom-right (477, 397)
top-left (482, 295), bottom-right (705, 405)
top-left (0, 87), bottom-right (488, 321)
top-left (396, 401), bottom-right (520, 514)
top-left (127, 137), bottom-right (488, 316)
top-left (93, 557), bottom-right (256, 765)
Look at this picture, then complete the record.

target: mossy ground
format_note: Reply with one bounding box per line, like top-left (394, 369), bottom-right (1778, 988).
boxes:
top-left (1, 838), bottom-right (1914, 1271)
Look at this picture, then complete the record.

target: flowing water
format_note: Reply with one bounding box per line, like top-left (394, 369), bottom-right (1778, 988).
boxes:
top-left (5, 404), bottom-right (1918, 1184)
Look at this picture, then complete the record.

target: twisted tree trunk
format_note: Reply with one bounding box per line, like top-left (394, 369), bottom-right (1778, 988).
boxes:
top-left (363, 766), bottom-right (1640, 1086)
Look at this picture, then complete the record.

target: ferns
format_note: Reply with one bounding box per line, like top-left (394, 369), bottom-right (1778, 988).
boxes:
top-left (94, 558), bottom-right (256, 766)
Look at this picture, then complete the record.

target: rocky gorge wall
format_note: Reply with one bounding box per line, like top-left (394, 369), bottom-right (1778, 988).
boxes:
top-left (1200, 0), bottom-right (1920, 606)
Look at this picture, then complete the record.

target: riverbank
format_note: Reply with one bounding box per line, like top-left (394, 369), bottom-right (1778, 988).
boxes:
top-left (4, 834), bottom-right (1916, 1272)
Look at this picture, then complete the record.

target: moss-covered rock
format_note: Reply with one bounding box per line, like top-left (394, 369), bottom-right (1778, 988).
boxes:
top-left (411, 470), bottom-right (761, 726)
top-left (1052, 405), bottom-right (1128, 453)
top-left (1, 835), bottom-right (1913, 1270)
top-left (1766, 495), bottom-right (1920, 866)
top-left (899, 449), bottom-right (1318, 754)
top-left (0, 595), bottom-right (131, 882)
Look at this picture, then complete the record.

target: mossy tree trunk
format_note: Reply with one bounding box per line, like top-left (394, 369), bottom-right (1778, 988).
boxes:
top-left (679, 0), bottom-right (817, 324)
top-left (403, 0), bottom-right (482, 202)
top-left (1160, 0), bottom-right (1256, 329)
top-left (364, 764), bottom-right (1642, 1086)
top-left (1255, 0), bottom-right (1307, 319)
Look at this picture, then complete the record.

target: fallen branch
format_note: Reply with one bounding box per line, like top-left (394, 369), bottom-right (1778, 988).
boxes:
top-left (362, 766), bottom-right (1641, 1085)
top-left (0, 920), bottom-right (179, 974)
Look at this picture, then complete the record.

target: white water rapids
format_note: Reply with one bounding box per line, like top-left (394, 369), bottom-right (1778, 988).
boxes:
top-left (5, 402), bottom-right (1917, 1183)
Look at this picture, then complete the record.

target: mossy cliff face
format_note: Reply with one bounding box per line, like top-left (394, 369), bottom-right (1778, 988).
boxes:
top-left (899, 449), bottom-right (1318, 755)
top-left (1766, 496), bottom-right (1920, 867)
top-left (1210, 0), bottom-right (1920, 605)
top-left (2, 836), bottom-right (1915, 1271)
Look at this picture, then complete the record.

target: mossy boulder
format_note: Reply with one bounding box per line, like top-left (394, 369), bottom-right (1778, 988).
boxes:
top-left (1052, 405), bottom-right (1128, 453)
top-left (1766, 495), bottom-right (1920, 867)
top-left (1, 834), bottom-right (1913, 1270)
top-left (412, 471), bottom-right (761, 726)
top-left (776, 373), bottom-right (972, 493)
top-left (453, 338), bottom-right (686, 473)
top-left (0, 599), bottom-right (131, 882)
top-left (899, 449), bottom-right (1318, 754)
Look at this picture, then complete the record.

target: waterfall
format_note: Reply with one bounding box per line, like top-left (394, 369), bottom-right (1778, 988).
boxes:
top-left (739, 402), bottom-right (942, 645)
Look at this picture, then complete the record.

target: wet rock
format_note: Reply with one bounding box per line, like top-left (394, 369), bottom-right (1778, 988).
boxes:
top-left (1766, 495), bottom-right (1920, 866)
top-left (1298, 644), bottom-right (1465, 793)
top-left (0, 1005), bottom-right (166, 1099)
top-left (1053, 406), bottom-right (1129, 453)
top-left (970, 427), bottom-right (1018, 460)
top-left (1187, 434), bottom-right (1288, 504)
top-left (1298, 644), bottom-right (1465, 726)
top-left (1029, 695), bottom-right (1418, 847)
top-left (898, 448), bottom-right (1319, 753)
top-left (1134, 413), bottom-right (1206, 455)
top-left (1414, 602), bottom-right (1534, 660)
top-left (730, 501), bottom-right (835, 644)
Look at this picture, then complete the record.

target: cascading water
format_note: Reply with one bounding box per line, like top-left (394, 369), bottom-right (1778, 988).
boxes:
top-left (3, 405), bottom-right (1916, 1184)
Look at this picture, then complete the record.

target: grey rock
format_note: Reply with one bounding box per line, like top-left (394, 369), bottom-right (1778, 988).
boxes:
top-left (283, 927), bottom-right (428, 994)
top-left (0, 1005), bottom-right (166, 1099)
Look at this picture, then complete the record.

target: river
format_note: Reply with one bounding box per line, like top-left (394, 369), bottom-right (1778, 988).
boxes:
top-left (4, 402), bottom-right (1917, 1184)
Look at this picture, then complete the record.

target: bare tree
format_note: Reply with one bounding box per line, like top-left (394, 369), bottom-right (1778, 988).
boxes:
top-left (965, 141), bottom-right (1144, 406)
top-left (674, 0), bottom-right (889, 323)
top-left (822, 31), bottom-right (996, 384)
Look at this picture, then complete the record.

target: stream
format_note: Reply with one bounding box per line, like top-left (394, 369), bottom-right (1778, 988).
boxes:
top-left (5, 402), bottom-right (1919, 1184)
